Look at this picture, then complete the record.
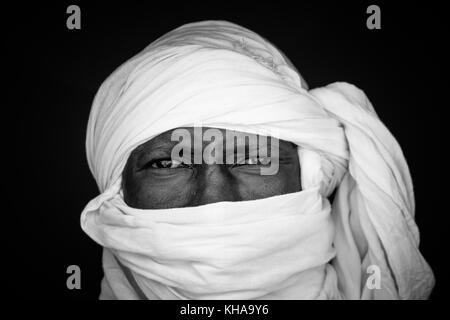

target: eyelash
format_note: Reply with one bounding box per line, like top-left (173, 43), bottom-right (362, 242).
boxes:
top-left (232, 156), bottom-right (272, 167)
top-left (145, 159), bottom-right (192, 169)
top-left (144, 157), bottom-right (272, 169)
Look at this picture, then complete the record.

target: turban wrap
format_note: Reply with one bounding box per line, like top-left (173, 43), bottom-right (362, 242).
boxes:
top-left (81, 20), bottom-right (434, 299)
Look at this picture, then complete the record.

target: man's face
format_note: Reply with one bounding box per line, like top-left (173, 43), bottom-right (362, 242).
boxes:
top-left (122, 127), bottom-right (301, 209)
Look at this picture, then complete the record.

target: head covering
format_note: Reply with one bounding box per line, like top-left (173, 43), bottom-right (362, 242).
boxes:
top-left (81, 20), bottom-right (434, 299)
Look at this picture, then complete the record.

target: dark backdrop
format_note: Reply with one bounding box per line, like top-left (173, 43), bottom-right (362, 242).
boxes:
top-left (4, 1), bottom-right (446, 299)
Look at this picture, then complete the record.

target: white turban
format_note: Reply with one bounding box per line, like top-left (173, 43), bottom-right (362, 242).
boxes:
top-left (81, 20), bottom-right (434, 299)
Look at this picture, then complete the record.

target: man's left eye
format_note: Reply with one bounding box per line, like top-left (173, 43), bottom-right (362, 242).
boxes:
top-left (243, 157), bottom-right (271, 165)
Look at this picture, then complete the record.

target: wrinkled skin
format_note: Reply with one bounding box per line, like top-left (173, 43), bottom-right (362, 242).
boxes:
top-left (122, 127), bottom-right (302, 209)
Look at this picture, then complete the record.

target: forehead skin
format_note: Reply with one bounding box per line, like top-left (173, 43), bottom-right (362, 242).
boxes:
top-left (122, 127), bottom-right (301, 209)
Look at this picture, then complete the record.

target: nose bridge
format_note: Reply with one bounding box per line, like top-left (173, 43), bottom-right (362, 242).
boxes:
top-left (194, 164), bottom-right (238, 205)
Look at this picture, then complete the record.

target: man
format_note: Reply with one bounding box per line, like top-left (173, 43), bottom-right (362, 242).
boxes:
top-left (81, 20), bottom-right (434, 299)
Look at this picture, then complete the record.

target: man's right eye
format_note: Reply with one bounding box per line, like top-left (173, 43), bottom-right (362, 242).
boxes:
top-left (146, 159), bottom-right (189, 169)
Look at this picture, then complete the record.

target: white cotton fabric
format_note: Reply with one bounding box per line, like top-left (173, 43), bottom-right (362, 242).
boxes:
top-left (91, 186), bottom-right (342, 300)
top-left (81, 20), bottom-right (434, 300)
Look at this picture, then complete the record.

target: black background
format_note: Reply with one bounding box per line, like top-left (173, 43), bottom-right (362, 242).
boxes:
top-left (4, 1), bottom-right (446, 300)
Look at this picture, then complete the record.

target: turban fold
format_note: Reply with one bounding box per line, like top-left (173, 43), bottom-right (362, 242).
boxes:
top-left (81, 20), bottom-right (434, 299)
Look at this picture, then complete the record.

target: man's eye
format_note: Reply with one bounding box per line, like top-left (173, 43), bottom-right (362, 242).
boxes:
top-left (241, 157), bottom-right (271, 166)
top-left (148, 159), bottom-right (188, 169)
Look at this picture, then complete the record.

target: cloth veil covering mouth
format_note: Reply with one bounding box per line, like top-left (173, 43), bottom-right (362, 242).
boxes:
top-left (81, 20), bottom-right (434, 299)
